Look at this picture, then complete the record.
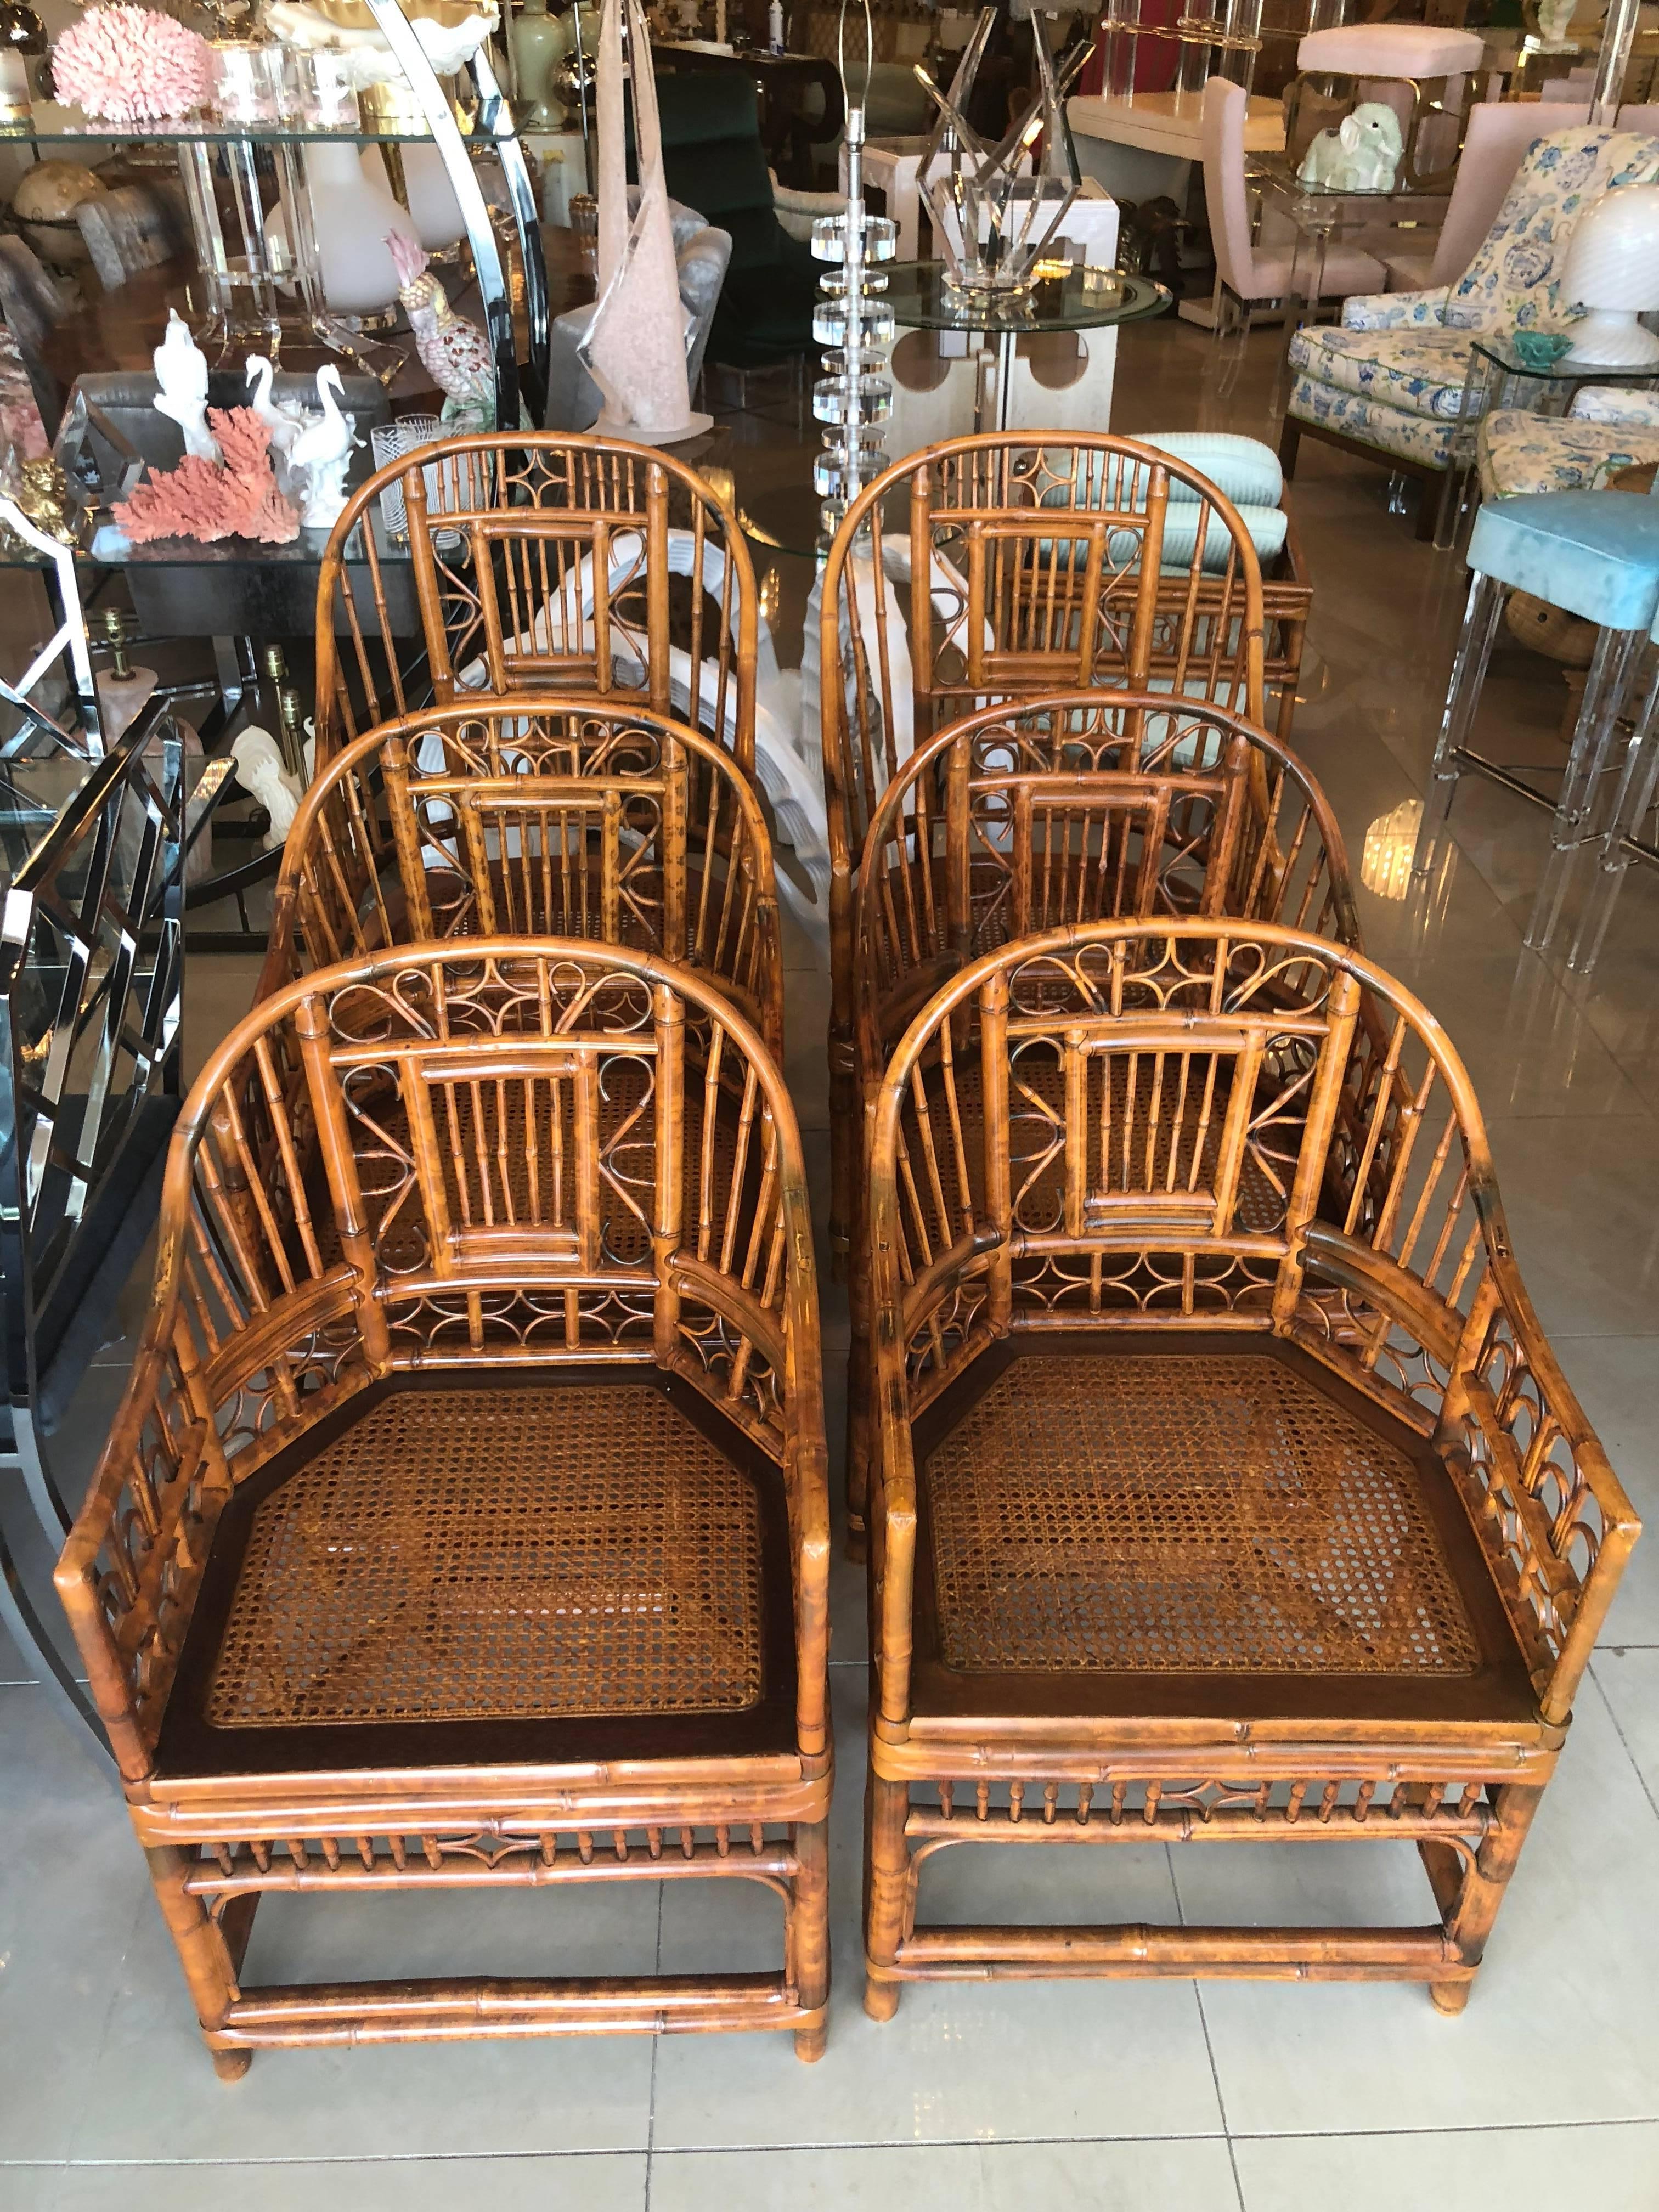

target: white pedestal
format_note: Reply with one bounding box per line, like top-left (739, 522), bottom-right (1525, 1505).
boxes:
top-left (526, 128), bottom-right (592, 224)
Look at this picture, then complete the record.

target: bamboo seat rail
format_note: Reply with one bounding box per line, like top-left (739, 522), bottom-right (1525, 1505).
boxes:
top-left (55, 939), bottom-right (831, 2075)
top-left (860, 916), bottom-right (1638, 2019)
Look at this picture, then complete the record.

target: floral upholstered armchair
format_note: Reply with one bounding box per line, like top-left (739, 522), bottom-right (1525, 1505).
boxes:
top-left (1478, 384), bottom-right (1659, 499)
top-left (1282, 128), bottom-right (1659, 522)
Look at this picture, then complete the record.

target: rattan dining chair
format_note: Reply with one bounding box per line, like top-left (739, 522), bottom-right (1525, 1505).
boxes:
top-left (837, 691), bottom-right (1361, 1554)
top-left (314, 432), bottom-right (760, 772)
top-left (861, 916), bottom-right (1637, 2017)
top-left (57, 938), bottom-right (831, 2074)
top-left (818, 432), bottom-right (1269, 1276)
top-left (256, 698), bottom-right (785, 1054)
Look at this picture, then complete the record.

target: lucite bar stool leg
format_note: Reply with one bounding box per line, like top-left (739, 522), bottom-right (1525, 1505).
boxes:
top-left (1425, 571), bottom-right (1506, 823)
top-left (1569, 659), bottom-right (1659, 972)
top-left (1526, 624), bottom-right (1645, 955)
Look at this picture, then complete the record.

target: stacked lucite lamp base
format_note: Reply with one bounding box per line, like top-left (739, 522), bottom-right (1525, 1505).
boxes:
top-left (811, 112), bottom-right (896, 545)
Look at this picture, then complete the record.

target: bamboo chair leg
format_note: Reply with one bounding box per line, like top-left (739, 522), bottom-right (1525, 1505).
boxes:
top-left (792, 1816), bottom-right (831, 2062)
top-left (1425, 1781), bottom-right (1545, 2015)
top-left (844, 1301), bottom-right (871, 1565)
top-left (144, 1844), bottom-right (249, 2080)
top-left (864, 1771), bottom-right (909, 2021)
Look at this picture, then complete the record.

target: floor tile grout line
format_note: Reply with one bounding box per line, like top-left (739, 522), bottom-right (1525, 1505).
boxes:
top-left (1587, 1661), bottom-right (1659, 1825)
top-left (642, 1878), bottom-right (664, 2210)
top-left (1165, 1842), bottom-right (1246, 2210)
top-left (17, 2113), bottom-right (1659, 2172)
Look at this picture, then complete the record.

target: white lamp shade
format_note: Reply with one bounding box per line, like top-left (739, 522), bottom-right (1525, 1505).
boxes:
top-left (1563, 183), bottom-right (1659, 312)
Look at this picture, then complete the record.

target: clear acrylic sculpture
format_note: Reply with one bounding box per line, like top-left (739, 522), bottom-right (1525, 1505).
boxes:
top-left (920, 7), bottom-right (1090, 312)
top-left (811, 0), bottom-right (896, 540)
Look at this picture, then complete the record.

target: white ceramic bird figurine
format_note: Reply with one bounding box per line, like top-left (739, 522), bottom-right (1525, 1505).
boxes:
top-left (153, 309), bottom-right (218, 464)
top-left (288, 364), bottom-right (358, 531)
top-left (244, 356), bottom-right (307, 458)
top-left (387, 230), bottom-right (496, 428)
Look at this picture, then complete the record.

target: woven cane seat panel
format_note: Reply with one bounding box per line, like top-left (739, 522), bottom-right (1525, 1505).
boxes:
top-left (206, 1385), bottom-right (764, 1728)
top-left (924, 1356), bottom-right (1481, 1676)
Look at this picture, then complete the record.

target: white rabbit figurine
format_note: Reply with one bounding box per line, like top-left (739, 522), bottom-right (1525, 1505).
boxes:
top-left (232, 726), bottom-right (304, 850)
top-left (153, 310), bottom-right (219, 464)
top-left (1297, 102), bottom-right (1406, 193)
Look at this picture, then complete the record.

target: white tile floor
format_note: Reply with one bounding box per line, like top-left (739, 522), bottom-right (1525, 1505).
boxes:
top-left (4, 317), bottom-right (1659, 2208)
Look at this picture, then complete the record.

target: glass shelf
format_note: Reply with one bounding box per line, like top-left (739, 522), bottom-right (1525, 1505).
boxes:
top-left (4, 98), bottom-right (518, 147)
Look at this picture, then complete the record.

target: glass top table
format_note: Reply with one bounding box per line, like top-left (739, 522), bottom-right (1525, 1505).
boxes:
top-left (885, 261), bottom-right (1170, 433)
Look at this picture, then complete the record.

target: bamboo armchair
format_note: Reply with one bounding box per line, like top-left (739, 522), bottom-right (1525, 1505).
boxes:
top-left (837, 691), bottom-right (1361, 1553)
top-left (56, 939), bottom-right (831, 2073)
top-left (819, 432), bottom-right (1269, 1273)
top-left (314, 433), bottom-right (759, 770)
top-left (256, 699), bottom-right (784, 1054)
top-left (862, 917), bottom-right (1637, 2018)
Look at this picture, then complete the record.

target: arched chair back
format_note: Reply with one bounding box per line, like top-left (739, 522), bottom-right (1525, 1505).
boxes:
top-left (258, 699), bottom-right (784, 1053)
top-left (314, 432), bottom-right (760, 770)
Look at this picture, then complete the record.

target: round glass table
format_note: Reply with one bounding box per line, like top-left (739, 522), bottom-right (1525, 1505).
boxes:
top-left (884, 261), bottom-right (1171, 433)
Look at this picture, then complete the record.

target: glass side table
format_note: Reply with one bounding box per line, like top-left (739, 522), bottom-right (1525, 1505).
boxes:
top-left (1256, 156), bottom-right (1451, 385)
top-left (1439, 335), bottom-right (1659, 549)
top-left (884, 261), bottom-right (1171, 435)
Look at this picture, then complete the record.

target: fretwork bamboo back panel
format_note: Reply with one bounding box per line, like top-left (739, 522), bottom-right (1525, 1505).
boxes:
top-left (844, 689), bottom-right (1359, 1248)
top-left (258, 700), bottom-right (785, 1054)
top-left (866, 919), bottom-right (1635, 1730)
top-left (314, 434), bottom-right (759, 770)
top-left (59, 939), bottom-right (826, 1778)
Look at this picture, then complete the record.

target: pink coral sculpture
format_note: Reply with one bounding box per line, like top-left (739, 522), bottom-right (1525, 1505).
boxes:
top-left (51, 5), bottom-right (212, 124)
top-left (113, 405), bottom-right (300, 545)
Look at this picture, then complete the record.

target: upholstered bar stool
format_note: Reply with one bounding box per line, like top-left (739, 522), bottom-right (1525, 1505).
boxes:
top-left (1426, 489), bottom-right (1659, 952)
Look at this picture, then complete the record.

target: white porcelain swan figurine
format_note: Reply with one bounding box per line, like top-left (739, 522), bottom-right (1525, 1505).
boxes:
top-left (245, 356), bottom-right (307, 459)
top-left (153, 310), bottom-right (219, 464)
top-left (287, 364), bottom-right (358, 531)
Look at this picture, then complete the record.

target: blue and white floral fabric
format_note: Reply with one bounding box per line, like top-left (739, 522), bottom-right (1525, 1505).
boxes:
top-left (1289, 128), bottom-right (1659, 477)
top-left (1477, 409), bottom-right (1659, 498)
top-left (1339, 286), bottom-right (1453, 332)
top-left (1479, 385), bottom-right (1659, 498)
top-left (1287, 374), bottom-right (1458, 469)
top-left (1287, 325), bottom-right (1471, 419)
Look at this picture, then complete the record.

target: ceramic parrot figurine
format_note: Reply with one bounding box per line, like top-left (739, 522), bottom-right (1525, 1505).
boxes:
top-left (386, 230), bottom-right (496, 430)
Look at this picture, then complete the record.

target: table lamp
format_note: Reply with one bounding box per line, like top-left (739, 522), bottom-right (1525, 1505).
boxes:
top-left (1561, 183), bottom-right (1659, 369)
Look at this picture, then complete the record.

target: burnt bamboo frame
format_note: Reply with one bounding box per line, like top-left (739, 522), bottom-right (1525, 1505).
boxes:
top-left (56, 938), bottom-right (831, 2073)
top-left (257, 698), bottom-right (785, 1056)
top-left (819, 432), bottom-right (1272, 1277)
top-left (836, 690), bottom-right (1363, 1553)
top-left (861, 917), bottom-right (1638, 2016)
top-left (314, 433), bottom-right (760, 771)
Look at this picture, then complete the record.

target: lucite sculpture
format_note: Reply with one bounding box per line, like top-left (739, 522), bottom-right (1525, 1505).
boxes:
top-left (811, 2), bottom-right (895, 540)
top-left (918, 5), bottom-right (1088, 311)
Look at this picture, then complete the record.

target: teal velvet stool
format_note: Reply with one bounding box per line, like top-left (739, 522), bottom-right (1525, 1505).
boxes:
top-left (1428, 489), bottom-right (1659, 955)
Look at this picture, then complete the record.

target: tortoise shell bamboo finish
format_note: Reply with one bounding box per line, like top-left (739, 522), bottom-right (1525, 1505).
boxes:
top-left (55, 940), bottom-right (831, 2073)
top-left (257, 699), bottom-right (785, 1056)
top-left (836, 689), bottom-right (1363, 1553)
top-left (817, 432), bottom-right (1275, 1276)
top-left (860, 917), bottom-right (1637, 2016)
top-left (314, 433), bottom-right (760, 772)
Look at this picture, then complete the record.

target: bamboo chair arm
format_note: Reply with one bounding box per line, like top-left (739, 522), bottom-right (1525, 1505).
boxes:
top-left (1446, 1239), bottom-right (1640, 1728)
